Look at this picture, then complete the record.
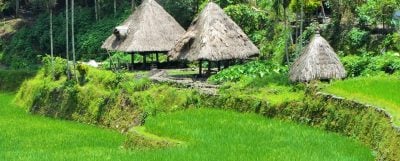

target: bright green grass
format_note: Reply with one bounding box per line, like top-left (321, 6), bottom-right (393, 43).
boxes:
top-left (0, 93), bottom-right (373, 161)
top-left (143, 109), bottom-right (373, 161)
top-left (324, 76), bottom-right (400, 125)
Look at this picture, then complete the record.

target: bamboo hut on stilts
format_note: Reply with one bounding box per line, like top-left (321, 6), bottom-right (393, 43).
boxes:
top-left (168, 2), bottom-right (259, 76)
top-left (101, 0), bottom-right (185, 70)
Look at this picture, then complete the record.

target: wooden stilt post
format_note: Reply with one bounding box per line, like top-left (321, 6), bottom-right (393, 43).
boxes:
top-left (199, 60), bottom-right (202, 76)
top-left (207, 61), bottom-right (211, 75)
top-left (224, 60), bottom-right (230, 69)
top-left (143, 54), bottom-right (147, 65)
top-left (217, 61), bottom-right (221, 71)
top-left (156, 53), bottom-right (159, 62)
top-left (131, 53), bottom-right (134, 70)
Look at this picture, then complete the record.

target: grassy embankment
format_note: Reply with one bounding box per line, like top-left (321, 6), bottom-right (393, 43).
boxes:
top-left (0, 93), bottom-right (374, 161)
top-left (324, 76), bottom-right (400, 125)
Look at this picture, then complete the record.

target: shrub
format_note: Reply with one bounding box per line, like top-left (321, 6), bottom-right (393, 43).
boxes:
top-left (381, 33), bottom-right (400, 52)
top-left (224, 4), bottom-right (270, 45)
top-left (344, 28), bottom-right (370, 54)
top-left (341, 55), bottom-right (370, 77)
top-left (208, 61), bottom-right (288, 84)
top-left (42, 55), bottom-right (67, 80)
top-left (77, 63), bottom-right (89, 84)
top-left (368, 52), bottom-right (400, 74)
top-left (341, 52), bottom-right (400, 77)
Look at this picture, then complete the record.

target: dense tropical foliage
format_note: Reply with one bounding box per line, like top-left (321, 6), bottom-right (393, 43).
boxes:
top-left (1, 0), bottom-right (398, 69)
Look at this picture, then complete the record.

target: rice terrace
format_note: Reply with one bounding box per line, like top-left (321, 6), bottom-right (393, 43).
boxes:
top-left (0, 0), bottom-right (399, 161)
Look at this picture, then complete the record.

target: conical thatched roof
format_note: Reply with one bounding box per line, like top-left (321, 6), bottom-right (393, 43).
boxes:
top-left (289, 34), bottom-right (346, 82)
top-left (101, 0), bottom-right (185, 53)
top-left (168, 2), bottom-right (259, 61)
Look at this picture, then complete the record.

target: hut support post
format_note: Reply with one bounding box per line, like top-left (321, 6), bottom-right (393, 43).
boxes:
top-left (217, 61), bottom-right (221, 71)
top-left (131, 53), bottom-right (134, 70)
top-left (143, 54), bottom-right (147, 65)
top-left (156, 53), bottom-right (160, 64)
top-left (199, 60), bottom-right (202, 76)
top-left (224, 60), bottom-right (230, 69)
top-left (207, 61), bottom-right (211, 75)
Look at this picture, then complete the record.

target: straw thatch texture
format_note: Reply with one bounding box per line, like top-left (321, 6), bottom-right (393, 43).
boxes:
top-left (289, 34), bottom-right (346, 82)
top-left (168, 2), bottom-right (259, 61)
top-left (101, 0), bottom-right (185, 53)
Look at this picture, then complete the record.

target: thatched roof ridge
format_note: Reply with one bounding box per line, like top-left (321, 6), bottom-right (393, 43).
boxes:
top-left (101, 0), bottom-right (185, 53)
top-left (289, 34), bottom-right (346, 82)
top-left (168, 2), bottom-right (259, 61)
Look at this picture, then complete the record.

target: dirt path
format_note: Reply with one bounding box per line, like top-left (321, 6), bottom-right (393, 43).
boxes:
top-left (149, 69), bottom-right (219, 95)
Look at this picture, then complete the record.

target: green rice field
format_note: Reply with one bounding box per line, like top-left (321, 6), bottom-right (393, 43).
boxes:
top-left (324, 76), bottom-right (400, 125)
top-left (0, 93), bottom-right (374, 161)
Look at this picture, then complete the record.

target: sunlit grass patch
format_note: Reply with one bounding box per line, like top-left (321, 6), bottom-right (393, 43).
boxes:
top-left (323, 76), bottom-right (400, 125)
top-left (143, 108), bottom-right (374, 161)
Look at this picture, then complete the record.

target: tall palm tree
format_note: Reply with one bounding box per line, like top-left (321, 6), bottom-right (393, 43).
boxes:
top-left (299, 0), bottom-right (304, 53)
top-left (94, 0), bottom-right (98, 21)
top-left (48, 0), bottom-right (56, 79)
top-left (113, 0), bottom-right (116, 17)
top-left (15, 0), bottom-right (19, 17)
top-left (66, 0), bottom-right (70, 80)
top-left (71, 0), bottom-right (77, 81)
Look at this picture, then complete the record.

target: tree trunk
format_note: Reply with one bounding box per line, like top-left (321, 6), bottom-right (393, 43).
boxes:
top-left (131, 53), bottom-right (134, 70)
top-left (50, 7), bottom-right (54, 78)
top-left (299, 0), bottom-right (304, 52)
top-left (284, 7), bottom-right (289, 65)
top-left (94, 0), bottom-right (98, 21)
top-left (15, 0), bottom-right (19, 17)
top-left (72, 0), bottom-right (78, 81)
top-left (114, 0), bottom-right (116, 17)
top-left (199, 60), bottom-right (202, 76)
top-left (97, 0), bottom-right (101, 19)
top-left (320, 1), bottom-right (326, 22)
top-left (66, 0), bottom-right (70, 80)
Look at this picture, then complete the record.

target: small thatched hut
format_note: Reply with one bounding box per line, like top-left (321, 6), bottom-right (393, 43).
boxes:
top-left (289, 33), bottom-right (346, 82)
top-left (168, 2), bottom-right (259, 74)
top-left (101, 0), bottom-right (185, 69)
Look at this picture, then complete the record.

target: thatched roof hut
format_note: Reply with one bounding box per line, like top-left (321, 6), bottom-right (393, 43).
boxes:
top-left (168, 2), bottom-right (259, 62)
top-left (101, 0), bottom-right (185, 53)
top-left (289, 33), bottom-right (346, 82)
